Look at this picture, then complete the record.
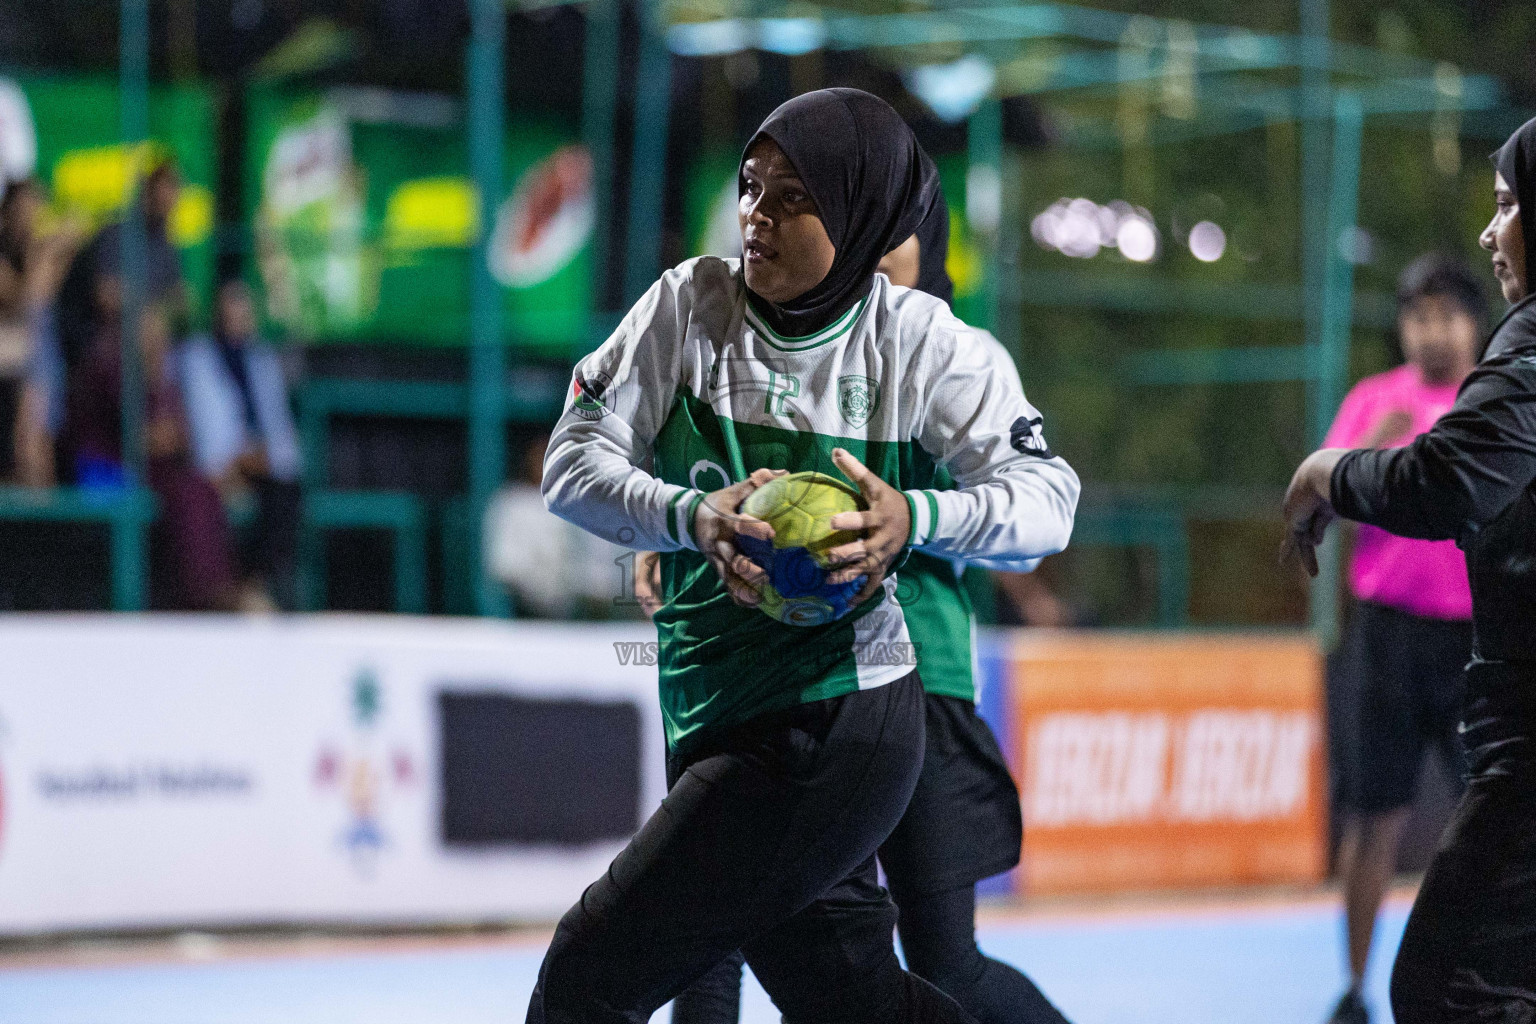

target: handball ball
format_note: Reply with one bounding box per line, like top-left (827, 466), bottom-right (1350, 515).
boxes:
top-left (736, 471), bottom-right (868, 627)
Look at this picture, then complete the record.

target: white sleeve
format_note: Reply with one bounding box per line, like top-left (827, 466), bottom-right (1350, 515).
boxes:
top-left (977, 328), bottom-right (1025, 394)
top-left (903, 324), bottom-right (1079, 570)
top-left (541, 267), bottom-right (706, 552)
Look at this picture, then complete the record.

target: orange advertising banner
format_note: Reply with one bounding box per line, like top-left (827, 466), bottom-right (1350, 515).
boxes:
top-left (1010, 632), bottom-right (1327, 894)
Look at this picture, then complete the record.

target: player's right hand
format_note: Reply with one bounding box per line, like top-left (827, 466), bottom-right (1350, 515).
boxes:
top-left (692, 468), bottom-right (785, 607)
top-left (1279, 448), bottom-right (1346, 577)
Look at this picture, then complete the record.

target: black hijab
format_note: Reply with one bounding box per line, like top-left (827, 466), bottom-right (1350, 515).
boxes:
top-left (1481, 118), bottom-right (1536, 361)
top-left (911, 187), bottom-right (954, 307)
top-left (1492, 116), bottom-right (1536, 297)
top-left (741, 88), bottom-right (942, 337)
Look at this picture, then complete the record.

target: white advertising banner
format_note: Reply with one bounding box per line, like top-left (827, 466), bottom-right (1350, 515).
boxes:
top-left (0, 615), bottom-right (666, 934)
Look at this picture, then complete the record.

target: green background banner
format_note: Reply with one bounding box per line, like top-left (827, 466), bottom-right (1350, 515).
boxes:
top-left (245, 89), bottom-right (591, 352)
top-left (5, 74), bottom-right (217, 325)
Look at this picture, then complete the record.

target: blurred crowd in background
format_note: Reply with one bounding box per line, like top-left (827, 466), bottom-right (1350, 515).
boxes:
top-left (0, 164), bottom-right (301, 612)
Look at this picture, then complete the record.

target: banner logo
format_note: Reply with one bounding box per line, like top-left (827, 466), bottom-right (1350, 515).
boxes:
top-left (1025, 710), bottom-right (1314, 826)
top-left (314, 669), bottom-right (418, 876)
top-left (491, 144), bottom-right (594, 289)
top-left (1011, 635), bottom-right (1325, 894)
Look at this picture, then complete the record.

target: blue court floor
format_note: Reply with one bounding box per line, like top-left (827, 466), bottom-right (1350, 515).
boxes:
top-left (0, 896), bottom-right (1411, 1024)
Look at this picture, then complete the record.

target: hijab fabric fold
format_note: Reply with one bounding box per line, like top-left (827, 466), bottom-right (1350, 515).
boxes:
top-left (1492, 116), bottom-right (1536, 296)
top-left (911, 189), bottom-right (954, 307)
top-left (741, 88), bottom-right (942, 338)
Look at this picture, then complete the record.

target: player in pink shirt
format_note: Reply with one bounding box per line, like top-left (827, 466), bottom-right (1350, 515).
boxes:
top-left (1323, 255), bottom-right (1486, 1024)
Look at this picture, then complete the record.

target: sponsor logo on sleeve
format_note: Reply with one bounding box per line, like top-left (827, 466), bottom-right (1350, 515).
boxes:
top-left (572, 370), bottom-right (613, 421)
top-left (1009, 415), bottom-right (1054, 458)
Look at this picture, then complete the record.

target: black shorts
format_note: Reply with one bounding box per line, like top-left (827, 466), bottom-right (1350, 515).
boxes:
top-left (879, 693), bottom-right (1022, 899)
top-left (1330, 601), bottom-right (1472, 815)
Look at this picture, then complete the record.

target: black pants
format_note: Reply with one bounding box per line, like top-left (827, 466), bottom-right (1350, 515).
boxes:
top-left (674, 695), bottom-right (1069, 1024)
top-left (1390, 660), bottom-right (1536, 1023)
top-left (526, 673), bottom-right (975, 1024)
top-left (897, 887), bottom-right (1069, 1024)
top-left (672, 886), bottom-right (1069, 1024)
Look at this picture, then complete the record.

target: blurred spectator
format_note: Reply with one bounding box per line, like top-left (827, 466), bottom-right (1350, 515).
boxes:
top-left (177, 279), bottom-right (302, 610)
top-left (56, 159), bottom-right (185, 372)
top-left (0, 177), bottom-right (83, 485)
top-left (63, 302), bottom-right (253, 612)
top-left (485, 431), bottom-right (635, 618)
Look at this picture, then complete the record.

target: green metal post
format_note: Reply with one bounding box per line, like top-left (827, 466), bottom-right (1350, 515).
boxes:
top-left (583, 0), bottom-right (621, 343)
top-left (996, 154), bottom-right (1026, 356)
top-left (1155, 522), bottom-right (1191, 628)
top-left (118, 0), bottom-right (149, 612)
top-left (1308, 90), bottom-right (1364, 645)
top-left (394, 503), bottom-right (428, 615)
top-left (1301, 0), bottom-right (1334, 447)
top-left (1298, 0), bottom-right (1341, 643)
top-left (110, 504), bottom-right (147, 612)
top-left (468, 0), bottom-right (509, 617)
top-left (1320, 97), bottom-right (1370, 423)
top-left (967, 98), bottom-right (1003, 333)
top-left (624, 0), bottom-right (673, 305)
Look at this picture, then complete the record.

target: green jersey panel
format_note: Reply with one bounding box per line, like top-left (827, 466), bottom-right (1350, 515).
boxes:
top-left (650, 392), bottom-right (937, 750)
top-left (900, 550), bottom-right (977, 702)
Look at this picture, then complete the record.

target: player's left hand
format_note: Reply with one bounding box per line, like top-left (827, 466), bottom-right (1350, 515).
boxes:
top-left (1280, 448), bottom-right (1348, 577)
top-left (823, 447), bottom-right (911, 608)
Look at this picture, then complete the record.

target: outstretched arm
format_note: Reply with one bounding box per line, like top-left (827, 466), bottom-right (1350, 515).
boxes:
top-left (1330, 353), bottom-right (1536, 541)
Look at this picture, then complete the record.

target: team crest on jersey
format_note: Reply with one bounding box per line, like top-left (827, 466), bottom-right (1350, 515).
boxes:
top-left (572, 371), bottom-right (612, 420)
top-left (837, 375), bottom-right (880, 428)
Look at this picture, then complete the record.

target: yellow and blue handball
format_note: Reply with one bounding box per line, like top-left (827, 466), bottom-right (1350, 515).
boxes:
top-left (736, 471), bottom-right (868, 627)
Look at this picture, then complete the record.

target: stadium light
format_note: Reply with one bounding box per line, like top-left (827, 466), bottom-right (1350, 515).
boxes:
top-left (1032, 198), bottom-right (1159, 262)
top-left (1188, 220), bottom-right (1226, 262)
top-left (1117, 216), bottom-right (1158, 262)
top-left (905, 55), bottom-right (997, 124)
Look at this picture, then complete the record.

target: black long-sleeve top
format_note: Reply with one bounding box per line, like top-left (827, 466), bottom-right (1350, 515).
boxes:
top-left (1332, 296), bottom-right (1536, 661)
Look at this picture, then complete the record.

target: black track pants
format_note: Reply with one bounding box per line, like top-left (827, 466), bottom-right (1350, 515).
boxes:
top-left (1390, 775), bottom-right (1536, 1023)
top-left (896, 885), bottom-right (1071, 1024)
top-left (526, 673), bottom-right (976, 1024)
top-left (1390, 660), bottom-right (1536, 1024)
top-left (672, 886), bottom-right (1071, 1024)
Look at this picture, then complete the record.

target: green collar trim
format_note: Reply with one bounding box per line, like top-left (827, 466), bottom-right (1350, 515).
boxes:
top-left (743, 297), bottom-right (866, 351)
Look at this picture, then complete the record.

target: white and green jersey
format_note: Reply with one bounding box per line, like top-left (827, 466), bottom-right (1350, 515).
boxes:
top-left (901, 329), bottom-right (1024, 704)
top-left (544, 257), bottom-right (1078, 749)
